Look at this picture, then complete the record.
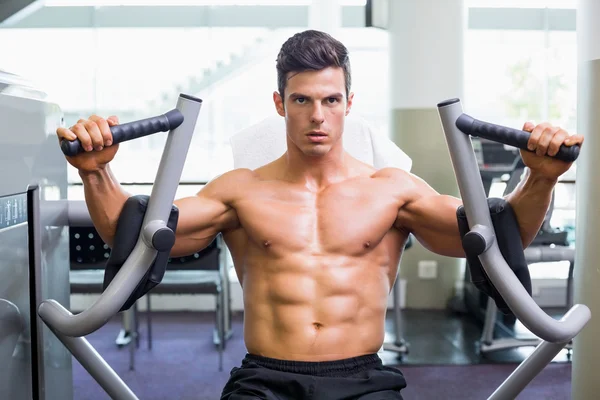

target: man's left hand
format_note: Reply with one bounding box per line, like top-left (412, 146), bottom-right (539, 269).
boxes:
top-left (520, 121), bottom-right (584, 180)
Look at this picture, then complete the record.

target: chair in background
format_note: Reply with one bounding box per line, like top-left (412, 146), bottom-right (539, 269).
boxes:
top-left (146, 234), bottom-right (232, 372)
top-left (69, 226), bottom-right (141, 371)
top-left (69, 225), bottom-right (233, 372)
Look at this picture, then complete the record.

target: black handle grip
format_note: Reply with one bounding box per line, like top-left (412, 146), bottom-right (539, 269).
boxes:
top-left (456, 114), bottom-right (580, 163)
top-left (60, 109), bottom-right (184, 157)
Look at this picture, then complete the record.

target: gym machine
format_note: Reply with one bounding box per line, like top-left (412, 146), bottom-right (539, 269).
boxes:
top-left (0, 70), bottom-right (73, 399)
top-left (455, 136), bottom-right (577, 354)
top-left (36, 93), bottom-right (203, 399)
top-left (459, 147), bottom-right (521, 320)
top-left (478, 157), bottom-right (576, 355)
top-left (437, 98), bottom-right (589, 399)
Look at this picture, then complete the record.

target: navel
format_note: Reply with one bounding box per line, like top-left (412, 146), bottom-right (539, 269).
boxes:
top-left (313, 322), bottom-right (323, 330)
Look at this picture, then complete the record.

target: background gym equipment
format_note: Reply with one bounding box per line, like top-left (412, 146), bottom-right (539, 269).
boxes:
top-left (478, 157), bottom-right (576, 356)
top-left (437, 97), bottom-right (588, 399)
top-left (453, 147), bottom-right (577, 357)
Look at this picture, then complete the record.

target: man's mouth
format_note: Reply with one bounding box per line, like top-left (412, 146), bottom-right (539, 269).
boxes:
top-left (307, 133), bottom-right (327, 143)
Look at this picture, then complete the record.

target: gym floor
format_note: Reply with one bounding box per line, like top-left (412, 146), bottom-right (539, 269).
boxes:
top-left (380, 308), bottom-right (571, 366)
top-left (72, 309), bottom-right (572, 399)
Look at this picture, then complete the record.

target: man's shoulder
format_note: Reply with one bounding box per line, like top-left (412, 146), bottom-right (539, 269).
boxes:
top-left (369, 167), bottom-right (426, 203)
top-left (371, 167), bottom-right (413, 182)
top-left (211, 168), bottom-right (258, 183)
top-left (210, 157), bottom-right (288, 188)
top-left (198, 168), bottom-right (260, 206)
top-left (203, 168), bottom-right (259, 196)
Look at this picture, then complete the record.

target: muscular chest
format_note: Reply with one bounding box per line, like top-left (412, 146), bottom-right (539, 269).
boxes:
top-left (236, 184), bottom-right (400, 255)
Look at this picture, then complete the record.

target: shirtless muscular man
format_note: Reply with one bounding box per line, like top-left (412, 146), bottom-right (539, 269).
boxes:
top-left (56, 30), bottom-right (584, 399)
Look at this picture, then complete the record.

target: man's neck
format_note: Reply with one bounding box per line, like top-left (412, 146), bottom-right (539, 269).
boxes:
top-left (283, 147), bottom-right (349, 191)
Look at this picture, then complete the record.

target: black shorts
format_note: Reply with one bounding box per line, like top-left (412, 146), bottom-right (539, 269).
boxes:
top-left (220, 353), bottom-right (407, 400)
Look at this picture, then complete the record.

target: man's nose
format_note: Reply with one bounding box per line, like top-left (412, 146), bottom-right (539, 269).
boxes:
top-left (310, 103), bottom-right (325, 124)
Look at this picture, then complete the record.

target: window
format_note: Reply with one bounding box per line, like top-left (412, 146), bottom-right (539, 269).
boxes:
top-left (467, 0), bottom-right (576, 8)
top-left (1, 3), bottom-right (578, 222)
top-left (464, 29), bottom-right (576, 132)
top-left (0, 23), bottom-right (389, 200)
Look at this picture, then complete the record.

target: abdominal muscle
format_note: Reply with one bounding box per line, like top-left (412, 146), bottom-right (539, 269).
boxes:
top-left (240, 249), bottom-right (394, 361)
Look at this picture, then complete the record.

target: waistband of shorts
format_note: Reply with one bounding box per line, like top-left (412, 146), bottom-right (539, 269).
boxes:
top-left (242, 353), bottom-right (382, 377)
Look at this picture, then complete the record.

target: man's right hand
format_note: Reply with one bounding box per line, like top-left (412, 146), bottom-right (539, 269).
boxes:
top-left (56, 115), bottom-right (120, 172)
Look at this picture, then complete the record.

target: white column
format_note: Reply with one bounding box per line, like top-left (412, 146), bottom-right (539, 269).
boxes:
top-left (390, 0), bottom-right (465, 109)
top-left (572, 1), bottom-right (600, 398)
top-left (387, 0), bottom-right (466, 309)
top-left (308, 0), bottom-right (341, 35)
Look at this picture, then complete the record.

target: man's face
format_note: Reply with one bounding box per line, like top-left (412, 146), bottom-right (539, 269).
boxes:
top-left (273, 66), bottom-right (354, 158)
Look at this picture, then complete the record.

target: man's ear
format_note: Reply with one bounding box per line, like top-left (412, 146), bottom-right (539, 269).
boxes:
top-left (273, 91), bottom-right (285, 117)
top-left (346, 92), bottom-right (354, 116)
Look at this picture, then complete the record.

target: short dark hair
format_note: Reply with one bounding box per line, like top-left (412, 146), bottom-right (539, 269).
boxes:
top-left (276, 30), bottom-right (351, 99)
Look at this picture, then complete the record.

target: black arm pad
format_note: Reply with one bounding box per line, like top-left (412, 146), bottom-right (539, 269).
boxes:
top-left (102, 195), bottom-right (179, 312)
top-left (456, 198), bottom-right (532, 315)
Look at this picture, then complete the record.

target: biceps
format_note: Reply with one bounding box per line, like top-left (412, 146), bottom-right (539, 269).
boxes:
top-left (411, 227), bottom-right (465, 258)
top-left (398, 194), bottom-right (465, 258)
top-left (176, 195), bottom-right (238, 236)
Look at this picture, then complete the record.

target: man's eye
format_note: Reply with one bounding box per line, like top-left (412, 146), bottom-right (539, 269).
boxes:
top-left (295, 97), bottom-right (306, 104)
top-left (328, 98), bottom-right (339, 103)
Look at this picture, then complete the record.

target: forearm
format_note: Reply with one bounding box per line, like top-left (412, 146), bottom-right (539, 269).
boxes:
top-left (79, 165), bottom-right (131, 247)
top-left (504, 168), bottom-right (557, 247)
